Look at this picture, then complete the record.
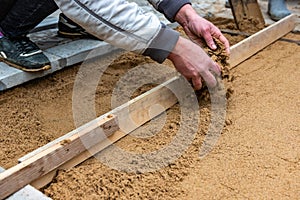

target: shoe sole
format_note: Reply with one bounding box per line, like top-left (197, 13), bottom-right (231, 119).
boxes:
top-left (58, 30), bottom-right (83, 38)
top-left (0, 57), bottom-right (51, 72)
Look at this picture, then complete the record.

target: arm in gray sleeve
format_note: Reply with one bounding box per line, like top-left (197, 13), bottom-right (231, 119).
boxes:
top-left (53, 0), bottom-right (179, 63)
top-left (147, 0), bottom-right (191, 22)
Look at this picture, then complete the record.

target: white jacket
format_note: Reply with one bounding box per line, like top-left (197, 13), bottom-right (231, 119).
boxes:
top-left (53, 0), bottom-right (191, 63)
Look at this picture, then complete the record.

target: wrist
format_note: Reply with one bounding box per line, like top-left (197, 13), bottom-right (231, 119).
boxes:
top-left (167, 36), bottom-right (185, 61)
top-left (143, 25), bottom-right (179, 63)
top-left (155, 0), bottom-right (191, 22)
top-left (175, 4), bottom-right (196, 26)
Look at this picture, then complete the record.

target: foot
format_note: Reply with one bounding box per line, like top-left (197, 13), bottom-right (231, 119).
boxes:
top-left (268, 0), bottom-right (291, 21)
top-left (0, 36), bottom-right (51, 72)
top-left (57, 13), bottom-right (99, 40)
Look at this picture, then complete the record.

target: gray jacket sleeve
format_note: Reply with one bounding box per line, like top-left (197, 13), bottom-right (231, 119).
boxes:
top-left (148, 0), bottom-right (191, 22)
top-left (53, 0), bottom-right (181, 63)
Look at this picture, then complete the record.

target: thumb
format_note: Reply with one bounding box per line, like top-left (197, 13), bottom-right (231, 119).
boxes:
top-left (200, 70), bottom-right (218, 89)
top-left (202, 32), bottom-right (217, 50)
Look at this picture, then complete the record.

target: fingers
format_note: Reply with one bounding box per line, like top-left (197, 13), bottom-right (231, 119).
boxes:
top-left (210, 27), bottom-right (230, 55)
top-left (168, 37), bottom-right (221, 90)
top-left (210, 62), bottom-right (221, 77)
top-left (180, 11), bottom-right (230, 54)
top-left (193, 62), bottom-right (220, 90)
top-left (202, 31), bottom-right (217, 50)
top-left (192, 76), bottom-right (202, 90)
top-left (218, 34), bottom-right (230, 55)
top-left (200, 69), bottom-right (218, 89)
top-left (192, 73), bottom-right (216, 90)
top-left (198, 23), bottom-right (231, 55)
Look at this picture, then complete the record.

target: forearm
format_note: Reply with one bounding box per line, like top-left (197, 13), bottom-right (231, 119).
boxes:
top-left (173, 4), bottom-right (197, 26)
top-left (148, 0), bottom-right (191, 22)
top-left (53, 0), bottom-right (179, 62)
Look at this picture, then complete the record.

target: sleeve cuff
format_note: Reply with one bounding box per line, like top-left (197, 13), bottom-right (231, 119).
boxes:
top-left (142, 24), bottom-right (179, 63)
top-left (157, 0), bottom-right (191, 22)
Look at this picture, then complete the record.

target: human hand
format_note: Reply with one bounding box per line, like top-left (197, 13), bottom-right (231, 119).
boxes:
top-left (175, 4), bottom-right (230, 55)
top-left (167, 36), bottom-right (221, 90)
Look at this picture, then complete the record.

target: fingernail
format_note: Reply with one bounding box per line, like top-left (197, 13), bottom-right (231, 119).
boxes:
top-left (212, 44), bottom-right (217, 49)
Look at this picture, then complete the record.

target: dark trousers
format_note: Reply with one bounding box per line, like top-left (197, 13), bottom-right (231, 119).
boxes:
top-left (0, 0), bottom-right (58, 38)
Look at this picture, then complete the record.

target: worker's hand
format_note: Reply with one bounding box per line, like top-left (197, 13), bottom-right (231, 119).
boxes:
top-left (168, 36), bottom-right (221, 90)
top-left (175, 4), bottom-right (230, 55)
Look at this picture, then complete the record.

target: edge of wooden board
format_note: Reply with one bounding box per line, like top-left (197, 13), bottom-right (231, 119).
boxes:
top-left (229, 14), bottom-right (296, 68)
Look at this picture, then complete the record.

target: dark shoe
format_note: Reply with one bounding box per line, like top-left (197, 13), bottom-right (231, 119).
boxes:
top-left (58, 13), bottom-right (98, 39)
top-left (0, 36), bottom-right (51, 72)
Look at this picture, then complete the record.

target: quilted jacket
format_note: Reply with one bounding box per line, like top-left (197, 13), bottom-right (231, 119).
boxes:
top-left (54, 0), bottom-right (190, 63)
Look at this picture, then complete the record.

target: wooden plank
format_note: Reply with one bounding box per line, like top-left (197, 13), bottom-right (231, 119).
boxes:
top-left (18, 96), bottom-right (121, 163)
top-left (19, 75), bottom-right (179, 163)
top-left (31, 130), bottom-right (127, 189)
top-left (0, 167), bottom-right (51, 200)
top-left (29, 76), bottom-right (182, 188)
top-left (229, 14), bottom-right (296, 68)
top-left (221, 28), bottom-right (300, 45)
top-left (28, 76), bottom-right (181, 188)
top-left (0, 115), bottom-right (118, 199)
top-left (0, 75), bottom-right (182, 198)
